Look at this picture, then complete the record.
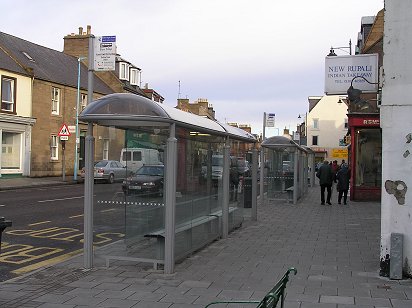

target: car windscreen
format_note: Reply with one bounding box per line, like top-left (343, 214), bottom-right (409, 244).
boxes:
top-left (95, 161), bottom-right (108, 167)
top-left (136, 166), bottom-right (164, 176)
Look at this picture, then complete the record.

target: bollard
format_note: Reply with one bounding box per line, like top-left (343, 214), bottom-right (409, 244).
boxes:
top-left (0, 217), bottom-right (12, 253)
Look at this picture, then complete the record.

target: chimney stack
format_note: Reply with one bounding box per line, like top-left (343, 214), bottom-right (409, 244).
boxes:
top-left (79, 27), bottom-right (83, 35)
top-left (87, 25), bottom-right (91, 34)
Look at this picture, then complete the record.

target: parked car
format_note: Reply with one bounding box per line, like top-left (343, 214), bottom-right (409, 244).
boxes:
top-left (122, 164), bottom-right (164, 196)
top-left (80, 160), bottom-right (130, 184)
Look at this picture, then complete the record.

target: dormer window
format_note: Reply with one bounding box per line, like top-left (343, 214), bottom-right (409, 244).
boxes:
top-left (130, 68), bottom-right (139, 85)
top-left (119, 62), bottom-right (129, 80)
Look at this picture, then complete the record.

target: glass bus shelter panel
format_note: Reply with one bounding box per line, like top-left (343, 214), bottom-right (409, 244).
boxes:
top-left (91, 126), bottom-right (129, 256)
top-left (93, 127), bottom-right (168, 262)
top-left (174, 132), bottom-right (224, 260)
top-left (264, 148), bottom-right (295, 201)
top-left (124, 131), bottom-right (167, 260)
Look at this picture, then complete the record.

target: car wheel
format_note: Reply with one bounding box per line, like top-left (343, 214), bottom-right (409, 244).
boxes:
top-left (107, 174), bottom-right (114, 184)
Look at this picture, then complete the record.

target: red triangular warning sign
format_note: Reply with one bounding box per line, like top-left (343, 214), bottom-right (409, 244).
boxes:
top-left (58, 124), bottom-right (71, 136)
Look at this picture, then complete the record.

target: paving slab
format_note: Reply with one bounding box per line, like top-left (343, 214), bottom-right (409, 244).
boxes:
top-left (1, 185), bottom-right (412, 307)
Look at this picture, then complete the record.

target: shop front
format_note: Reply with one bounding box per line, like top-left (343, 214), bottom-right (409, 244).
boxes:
top-left (348, 113), bottom-right (381, 201)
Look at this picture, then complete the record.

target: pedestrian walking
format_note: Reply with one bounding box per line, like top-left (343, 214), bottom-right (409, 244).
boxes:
top-left (229, 158), bottom-right (240, 201)
top-left (316, 160), bottom-right (334, 205)
top-left (336, 163), bottom-right (350, 205)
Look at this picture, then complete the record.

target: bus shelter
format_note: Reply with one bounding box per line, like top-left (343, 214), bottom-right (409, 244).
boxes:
top-left (78, 93), bottom-right (257, 274)
top-left (302, 146), bottom-right (316, 187)
top-left (261, 136), bottom-right (310, 205)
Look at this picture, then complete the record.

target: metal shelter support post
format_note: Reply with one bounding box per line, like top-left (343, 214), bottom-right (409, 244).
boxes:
top-left (293, 150), bottom-right (298, 205)
top-left (251, 147), bottom-right (258, 221)
top-left (164, 124), bottom-right (177, 274)
top-left (84, 34), bottom-right (95, 269)
top-left (259, 112), bottom-right (266, 205)
top-left (304, 157), bottom-right (308, 194)
top-left (222, 138), bottom-right (230, 239)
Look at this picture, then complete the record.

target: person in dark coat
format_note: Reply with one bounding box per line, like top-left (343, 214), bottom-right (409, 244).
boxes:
top-left (316, 160), bottom-right (334, 205)
top-left (336, 164), bottom-right (350, 205)
top-left (229, 159), bottom-right (240, 201)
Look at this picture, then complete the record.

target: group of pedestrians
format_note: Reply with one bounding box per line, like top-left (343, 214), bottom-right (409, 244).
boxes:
top-left (316, 159), bottom-right (350, 205)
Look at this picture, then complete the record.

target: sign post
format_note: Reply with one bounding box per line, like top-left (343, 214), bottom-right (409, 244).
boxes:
top-left (58, 124), bottom-right (71, 182)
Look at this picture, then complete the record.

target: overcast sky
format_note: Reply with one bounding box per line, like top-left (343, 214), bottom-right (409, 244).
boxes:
top-left (1, 0), bottom-right (384, 136)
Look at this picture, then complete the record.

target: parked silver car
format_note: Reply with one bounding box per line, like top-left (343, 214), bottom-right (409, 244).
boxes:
top-left (81, 160), bottom-right (130, 184)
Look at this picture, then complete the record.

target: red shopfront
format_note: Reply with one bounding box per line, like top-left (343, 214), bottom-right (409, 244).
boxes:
top-left (348, 113), bottom-right (381, 201)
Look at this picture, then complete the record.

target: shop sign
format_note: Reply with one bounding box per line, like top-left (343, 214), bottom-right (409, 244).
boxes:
top-left (331, 148), bottom-right (348, 159)
top-left (349, 117), bottom-right (380, 127)
top-left (324, 54), bottom-right (379, 95)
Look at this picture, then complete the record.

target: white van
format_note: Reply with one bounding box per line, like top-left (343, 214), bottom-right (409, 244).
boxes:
top-left (120, 148), bottom-right (161, 172)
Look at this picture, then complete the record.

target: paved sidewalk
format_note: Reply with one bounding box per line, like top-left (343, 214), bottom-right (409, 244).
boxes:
top-left (1, 185), bottom-right (412, 307)
top-left (0, 176), bottom-right (78, 191)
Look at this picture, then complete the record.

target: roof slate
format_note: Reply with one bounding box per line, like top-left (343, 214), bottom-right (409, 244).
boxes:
top-left (0, 32), bottom-right (113, 95)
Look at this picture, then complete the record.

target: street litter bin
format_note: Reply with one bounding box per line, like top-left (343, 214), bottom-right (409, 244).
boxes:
top-left (0, 217), bottom-right (12, 253)
top-left (244, 177), bottom-right (252, 208)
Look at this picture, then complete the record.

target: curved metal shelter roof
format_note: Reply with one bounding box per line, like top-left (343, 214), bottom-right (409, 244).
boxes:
top-left (261, 135), bottom-right (303, 151)
top-left (79, 93), bottom-right (256, 143)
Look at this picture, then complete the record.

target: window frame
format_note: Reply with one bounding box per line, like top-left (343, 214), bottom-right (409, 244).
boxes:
top-left (312, 135), bottom-right (318, 146)
top-left (130, 68), bottom-right (139, 85)
top-left (80, 93), bottom-right (87, 111)
top-left (312, 118), bottom-right (319, 130)
top-left (119, 62), bottom-right (129, 80)
top-left (103, 139), bottom-right (109, 160)
top-left (1, 76), bottom-right (17, 114)
top-left (51, 135), bottom-right (58, 160)
top-left (51, 87), bottom-right (60, 115)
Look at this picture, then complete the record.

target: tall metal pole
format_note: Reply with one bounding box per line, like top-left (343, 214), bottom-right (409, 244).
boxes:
top-left (74, 58), bottom-right (82, 182)
top-left (251, 147), bottom-right (258, 221)
top-left (84, 34), bottom-right (95, 269)
top-left (259, 112), bottom-right (266, 204)
top-left (222, 137), bottom-right (230, 238)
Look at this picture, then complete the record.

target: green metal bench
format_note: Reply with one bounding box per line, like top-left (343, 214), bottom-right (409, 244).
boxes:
top-left (205, 267), bottom-right (297, 308)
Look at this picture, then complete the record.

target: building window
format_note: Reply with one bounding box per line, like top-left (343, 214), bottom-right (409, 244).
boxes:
top-left (103, 139), bottom-right (109, 160)
top-left (80, 93), bottom-right (87, 111)
top-left (2, 131), bottom-right (21, 169)
top-left (51, 135), bottom-right (58, 160)
top-left (130, 68), bottom-right (139, 85)
top-left (119, 62), bottom-right (129, 80)
top-left (312, 135), bottom-right (318, 146)
top-left (355, 129), bottom-right (382, 187)
top-left (1, 76), bottom-right (16, 113)
top-left (313, 118), bottom-right (319, 129)
top-left (52, 87), bottom-right (60, 115)
top-left (344, 118), bottom-right (348, 129)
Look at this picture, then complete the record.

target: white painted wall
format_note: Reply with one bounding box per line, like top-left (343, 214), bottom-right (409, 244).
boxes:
top-left (306, 95), bottom-right (348, 161)
top-left (380, 0), bottom-right (412, 276)
top-left (0, 70), bottom-right (32, 117)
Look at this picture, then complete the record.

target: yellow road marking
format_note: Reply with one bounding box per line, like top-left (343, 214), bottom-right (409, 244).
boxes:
top-left (29, 221), bottom-right (51, 226)
top-left (38, 196), bottom-right (84, 203)
top-left (11, 249), bottom-right (83, 274)
top-left (101, 209), bottom-right (116, 213)
top-left (69, 214), bottom-right (83, 218)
